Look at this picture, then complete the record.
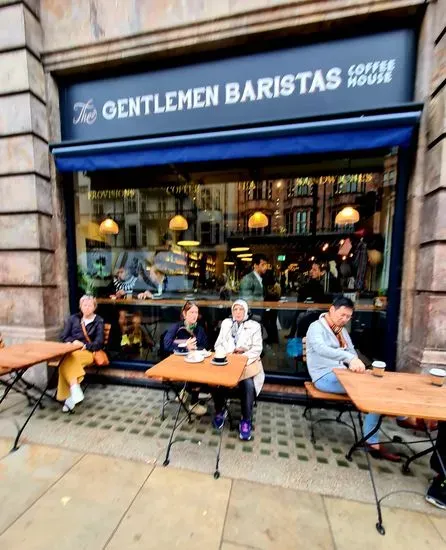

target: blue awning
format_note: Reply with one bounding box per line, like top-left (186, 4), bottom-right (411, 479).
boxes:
top-left (51, 111), bottom-right (420, 172)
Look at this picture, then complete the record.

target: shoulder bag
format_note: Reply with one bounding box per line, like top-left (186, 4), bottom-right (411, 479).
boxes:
top-left (80, 321), bottom-right (110, 367)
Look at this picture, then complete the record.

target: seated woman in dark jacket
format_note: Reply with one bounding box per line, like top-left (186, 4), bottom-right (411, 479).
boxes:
top-left (58, 295), bottom-right (104, 412)
top-left (163, 301), bottom-right (208, 416)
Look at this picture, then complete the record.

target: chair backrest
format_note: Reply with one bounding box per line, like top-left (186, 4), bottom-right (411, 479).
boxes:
top-left (104, 324), bottom-right (111, 346)
top-left (302, 337), bottom-right (307, 362)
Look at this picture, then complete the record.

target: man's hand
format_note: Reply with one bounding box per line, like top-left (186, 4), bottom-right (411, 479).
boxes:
top-left (349, 357), bottom-right (366, 373)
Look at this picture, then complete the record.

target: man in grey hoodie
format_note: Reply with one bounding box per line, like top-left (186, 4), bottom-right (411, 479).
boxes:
top-left (306, 296), bottom-right (401, 462)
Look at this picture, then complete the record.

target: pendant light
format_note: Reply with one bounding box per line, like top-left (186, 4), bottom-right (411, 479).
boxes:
top-left (223, 258), bottom-right (235, 266)
top-left (248, 211), bottom-right (268, 229)
top-left (231, 246), bottom-right (250, 252)
top-left (99, 217), bottom-right (119, 235)
top-left (169, 215), bottom-right (188, 231)
top-left (335, 206), bottom-right (360, 225)
top-left (178, 240), bottom-right (200, 247)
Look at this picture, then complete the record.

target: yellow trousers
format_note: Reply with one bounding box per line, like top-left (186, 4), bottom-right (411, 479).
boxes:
top-left (57, 349), bottom-right (94, 401)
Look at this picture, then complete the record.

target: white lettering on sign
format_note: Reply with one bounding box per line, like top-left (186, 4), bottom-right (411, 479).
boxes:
top-left (73, 99), bottom-right (97, 124)
top-left (347, 59), bottom-right (396, 88)
top-left (75, 59), bottom-right (397, 125)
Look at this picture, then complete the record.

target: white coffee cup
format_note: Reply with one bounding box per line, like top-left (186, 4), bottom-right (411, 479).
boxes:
top-left (429, 368), bottom-right (446, 387)
top-left (372, 361), bottom-right (386, 377)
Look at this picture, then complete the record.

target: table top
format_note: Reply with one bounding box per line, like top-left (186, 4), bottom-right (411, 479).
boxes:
top-left (146, 353), bottom-right (247, 388)
top-left (0, 341), bottom-right (83, 371)
top-left (334, 368), bottom-right (446, 421)
top-left (98, 298), bottom-right (381, 312)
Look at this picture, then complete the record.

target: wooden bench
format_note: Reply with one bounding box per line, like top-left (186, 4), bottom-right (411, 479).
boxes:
top-left (301, 338), bottom-right (357, 443)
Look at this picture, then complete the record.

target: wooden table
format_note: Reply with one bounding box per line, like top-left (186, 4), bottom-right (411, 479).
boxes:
top-left (334, 368), bottom-right (446, 535)
top-left (146, 353), bottom-right (247, 478)
top-left (0, 341), bottom-right (82, 451)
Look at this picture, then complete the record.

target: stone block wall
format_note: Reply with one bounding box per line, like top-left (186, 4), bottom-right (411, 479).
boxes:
top-left (398, 0), bottom-right (446, 372)
top-left (0, 1), bottom-right (65, 386)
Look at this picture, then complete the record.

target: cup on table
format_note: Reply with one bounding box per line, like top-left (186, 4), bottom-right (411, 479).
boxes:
top-left (429, 368), bottom-right (446, 387)
top-left (213, 350), bottom-right (227, 365)
top-left (371, 361), bottom-right (386, 377)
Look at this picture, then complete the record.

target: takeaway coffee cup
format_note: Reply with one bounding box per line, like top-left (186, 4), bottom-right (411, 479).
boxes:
top-left (372, 361), bottom-right (386, 377)
top-left (429, 368), bottom-right (446, 387)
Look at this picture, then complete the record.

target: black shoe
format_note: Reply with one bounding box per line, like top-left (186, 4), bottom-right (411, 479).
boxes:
top-left (426, 476), bottom-right (446, 510)
top-left (364, 444), bottom-right (402, 462)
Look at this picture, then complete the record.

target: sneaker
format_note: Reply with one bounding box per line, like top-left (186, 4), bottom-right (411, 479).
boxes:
top-left (426, 476), bottom-right (446, 510)
top-left (239, 419), bottom-right (252, 441)
top-left (212, 410), bottom-right (228, 430)
top-left (70, 383), bottom-right (84, 405)
top-left (189, 403), bottom-right (207, 417)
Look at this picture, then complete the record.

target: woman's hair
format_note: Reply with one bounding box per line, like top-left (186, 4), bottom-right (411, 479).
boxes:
top-left (181, 301), bottom-right (198, 319)
top-left (79, 295), bottom-right (97, 310)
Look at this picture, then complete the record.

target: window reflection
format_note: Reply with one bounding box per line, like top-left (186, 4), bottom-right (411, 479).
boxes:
top-left (73, 154), bottom-right (397, 375)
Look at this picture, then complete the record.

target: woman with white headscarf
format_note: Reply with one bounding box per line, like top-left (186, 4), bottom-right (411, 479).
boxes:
top-left (212, 299), bottom-right (265, 441)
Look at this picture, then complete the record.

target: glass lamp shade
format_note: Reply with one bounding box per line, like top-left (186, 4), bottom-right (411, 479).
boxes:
top-left (169, 215), bottom-right (188, 231)
top-left (335, 207), bottom-right (360, 225)
top-left (248, 211), bottom-right (269, 229)
top-left (99, 218), bottom-right (119, 235)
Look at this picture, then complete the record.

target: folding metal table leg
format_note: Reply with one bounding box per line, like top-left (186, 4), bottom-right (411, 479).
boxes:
top-left (0, 369), bottom-right (26, 406)
top-left (10, 368), bottom-right (59, 452)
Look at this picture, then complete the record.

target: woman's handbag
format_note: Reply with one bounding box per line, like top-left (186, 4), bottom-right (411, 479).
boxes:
top-left (81, 322), bottom-right (110, 367)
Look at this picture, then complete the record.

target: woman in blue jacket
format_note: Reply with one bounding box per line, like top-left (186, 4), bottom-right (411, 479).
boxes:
top-left (163, 301), bottom-right (208, 416)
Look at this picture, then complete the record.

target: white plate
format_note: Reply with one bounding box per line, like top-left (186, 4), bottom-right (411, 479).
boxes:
top-left (211, 359), bottom-right (228, 366)
top-left (174, 350), bottom-right (188, 356)
top-left (200, 350), bottom-right (212, 358)
top-left (185, 356), bottom-right (204, 363)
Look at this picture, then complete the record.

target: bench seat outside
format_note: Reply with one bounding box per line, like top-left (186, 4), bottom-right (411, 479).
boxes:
top-left (304, 381), bottom-right (351, 403)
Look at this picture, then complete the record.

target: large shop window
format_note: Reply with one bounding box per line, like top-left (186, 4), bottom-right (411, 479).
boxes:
top-left (73, 153), bottom-right (396, 377)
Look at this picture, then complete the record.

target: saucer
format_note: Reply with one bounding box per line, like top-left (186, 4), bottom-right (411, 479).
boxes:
top-left (211, 359), bottom-right (228, 366)
top-left (185, 356), bottom-right (204, 363)
top-left (174, 350), bottom-right (188, 356)
top-left (199, 350), bottom-right (212, 358)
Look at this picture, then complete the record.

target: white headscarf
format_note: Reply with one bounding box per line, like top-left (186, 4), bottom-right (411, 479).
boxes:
top-left (231, 299), bottom-right (249, 345)
top-left (232, 299), bottom-right (249, 322)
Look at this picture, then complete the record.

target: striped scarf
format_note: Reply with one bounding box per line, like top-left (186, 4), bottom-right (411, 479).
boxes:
top-left (325, 314), bottom-right (347, 349)
top-left (114, 275), bottom-right (138, 293)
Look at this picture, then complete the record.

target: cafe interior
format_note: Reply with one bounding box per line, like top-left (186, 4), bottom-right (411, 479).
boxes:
top-left (72, 149), bottom-right (398, 383)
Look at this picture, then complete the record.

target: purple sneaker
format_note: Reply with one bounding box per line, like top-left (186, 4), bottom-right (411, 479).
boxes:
top-left (239, 419), bottom-right (252, 441)
top-left (212, 410), bottom-right (227, 430)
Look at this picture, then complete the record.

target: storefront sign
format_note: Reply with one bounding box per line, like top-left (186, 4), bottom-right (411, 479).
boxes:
top-left (60, 30), bottom-right (415, 143)
top-left (87, 189), bottom-right (135, 200)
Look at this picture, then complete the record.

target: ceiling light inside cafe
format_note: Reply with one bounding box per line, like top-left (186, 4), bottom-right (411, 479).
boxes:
top-left (241, 257), bottom-right (252, 262)
top-left (231, 247), bottom-right (250, 252)
top-left (169, 215), bottom-right (188, 231)
top-left (237, 253), bottom-right (252, 258)
top-left (248, 211), bottom-right (269, 229)
top-left (178, 240), bottom-right (200, 247)
top-left (335, 206), bottom-right (360, 225)
top-left (99, 217), bottom-right (119, 235)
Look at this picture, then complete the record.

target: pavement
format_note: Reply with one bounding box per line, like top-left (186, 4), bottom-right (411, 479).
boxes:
top-left (1, 384), bottom-right (446, 549)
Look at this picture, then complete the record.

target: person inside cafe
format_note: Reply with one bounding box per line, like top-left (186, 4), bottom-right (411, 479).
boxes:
top-left (305, 295), bottom-right (402, 462)
top-left (107, 266), bottom-right (139, 299)
top-left (57, 295), bottom-right (105, 412)
top-left (135, 262), bottom-right (166, 299)
top-left (298, 261), bottom-right (328, 303)
top-left (212, 299), bottom-right (265, 441)
top-left (163, 301), bottom-right (208, 416)
top-left (239, 253), bottom-right (268, 301)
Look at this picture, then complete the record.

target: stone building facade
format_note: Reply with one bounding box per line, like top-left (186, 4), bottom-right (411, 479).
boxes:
top-left (0, 0), bottom-right (444, 377)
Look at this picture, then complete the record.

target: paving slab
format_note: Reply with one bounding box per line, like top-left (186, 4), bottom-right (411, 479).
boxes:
top-left (0, 443), bottom-right (82, 535)
top-left (0, 437), bottom-right (12, 458)
top-left (224, 479), bottom-right (334, 550)
top-left (221, 543), bottom-right (262, 550)
top-left (0, 453), bottom-right (153, 550)
top-left (106, 466), bottom-right (231, 550)
top-left (429, 515), bottom-right (446, 544)
top-left (324, 496), bottom-right (446, 550)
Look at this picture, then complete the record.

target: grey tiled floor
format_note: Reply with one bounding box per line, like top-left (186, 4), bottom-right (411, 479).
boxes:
top-left (0, 384), bottom-right (438, 514)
